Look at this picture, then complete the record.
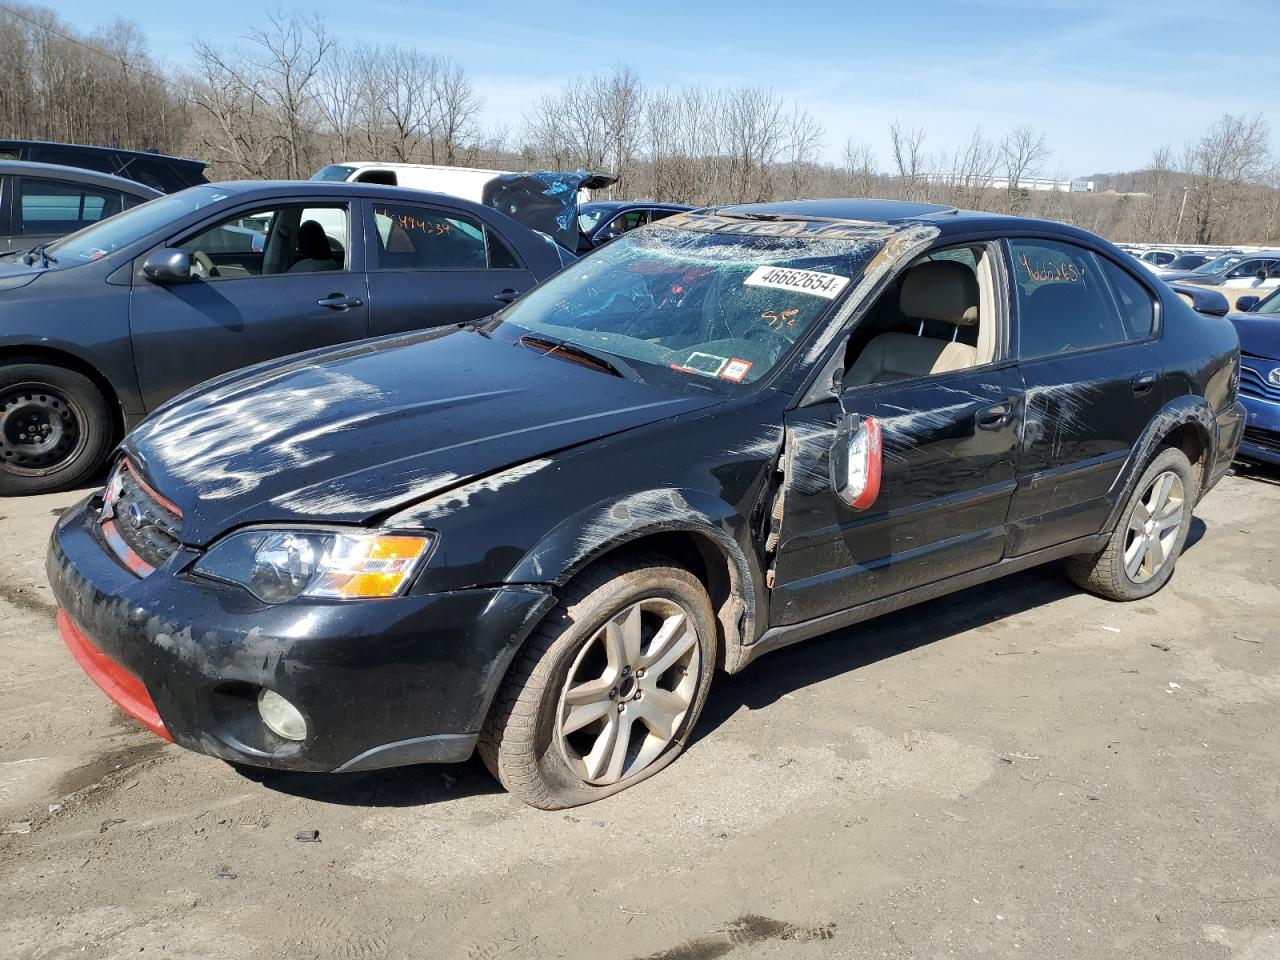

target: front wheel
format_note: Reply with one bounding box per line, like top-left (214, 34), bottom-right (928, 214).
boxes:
top-left (479, 557), bottom-right (718, 809)
top-left (0, 362), bottom-right (113, 496)
top-left (1065, 446), bottom-right (1195, 601)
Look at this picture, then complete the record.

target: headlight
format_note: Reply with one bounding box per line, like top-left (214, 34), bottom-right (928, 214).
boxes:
top-left (192, 528), bottom-right (434, 602)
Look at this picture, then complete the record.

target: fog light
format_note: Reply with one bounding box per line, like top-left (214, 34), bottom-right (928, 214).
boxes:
top-left (257, 688), bottom-right (307, 741)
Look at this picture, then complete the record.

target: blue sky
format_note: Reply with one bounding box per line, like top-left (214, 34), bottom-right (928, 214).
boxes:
top-left (58, 0), bottom-right (1278, 176)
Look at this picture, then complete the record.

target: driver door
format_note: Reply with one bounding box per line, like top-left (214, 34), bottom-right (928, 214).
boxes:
top-left (128, 200), bottom-right (369, 410)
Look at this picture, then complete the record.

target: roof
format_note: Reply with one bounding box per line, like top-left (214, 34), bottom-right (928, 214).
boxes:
top-left (0, 160), bottom-right (162, 197)
top-left (580, 200), bottom-right (694, 213)
top-left (690, 197), bottom-right (1118, 248)
top-left (0, 138), bottom-right (206, 168)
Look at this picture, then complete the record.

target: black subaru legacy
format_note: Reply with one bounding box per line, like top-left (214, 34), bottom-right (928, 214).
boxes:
top-left (48, 199), bottom-right (1246, 808)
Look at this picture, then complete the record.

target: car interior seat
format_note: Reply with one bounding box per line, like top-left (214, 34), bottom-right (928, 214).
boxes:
top-left (289, 220), bottom-right (339, 272)
top-left (844, 260), bottom-right (980, 387)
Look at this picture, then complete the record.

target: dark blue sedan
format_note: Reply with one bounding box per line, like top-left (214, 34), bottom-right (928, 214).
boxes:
top-left (0, 181), bottom-right (572, 494)
top-left (1227, 288), bottom-right (1280, 466)
top-left (576, 200), bottom-right (694, 252)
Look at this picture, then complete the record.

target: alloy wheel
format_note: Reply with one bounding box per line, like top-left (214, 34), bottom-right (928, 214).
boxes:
top-left (0, 383), bottom-right (83, 475)
top-left (556, 598), bottom-right (701, 786)
top-left (1123, 470), bottom-right (1185, 584)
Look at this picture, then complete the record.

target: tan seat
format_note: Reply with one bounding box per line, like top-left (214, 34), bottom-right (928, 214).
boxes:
top-left (845, 260), bottom-right (980, 388)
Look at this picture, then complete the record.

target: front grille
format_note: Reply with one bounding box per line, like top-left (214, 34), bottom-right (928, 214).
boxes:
top-left (100, 459), bottom-right (182, 576)
top-left (1239, 361), bottom-right (1280, 403)
top-left (1243, 427), bottom-right (1280, 455)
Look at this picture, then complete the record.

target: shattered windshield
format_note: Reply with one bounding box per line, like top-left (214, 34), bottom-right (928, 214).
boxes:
top-left (494, 225), bottom-right (880, 392)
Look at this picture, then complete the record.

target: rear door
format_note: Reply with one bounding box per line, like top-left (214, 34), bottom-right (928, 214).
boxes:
top-left (1005, 237), bottom-right (1165, 555)
top-left (128, 198), bottom-right (369, 410)
top-left (363, 198), bottom-right (536, 337)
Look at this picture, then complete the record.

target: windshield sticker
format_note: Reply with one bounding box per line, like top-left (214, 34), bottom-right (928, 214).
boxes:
top-left (744, 266), bottom-right (850, 300)
top-left (720, 358), bottom-right (753, 382)
top-left (672, 352), bottom-right (728, 378)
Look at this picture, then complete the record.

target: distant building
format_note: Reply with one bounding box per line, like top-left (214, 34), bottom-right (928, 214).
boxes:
top-left (900, 175), bottom-right (1095, 194)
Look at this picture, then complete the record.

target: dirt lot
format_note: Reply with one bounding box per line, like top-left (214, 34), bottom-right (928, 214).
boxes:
top-left (1, 469), bottom-right (1278, 960)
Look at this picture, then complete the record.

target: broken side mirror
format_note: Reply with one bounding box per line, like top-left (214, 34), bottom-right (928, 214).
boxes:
top-left (830, 413), bottom-right (882, 510)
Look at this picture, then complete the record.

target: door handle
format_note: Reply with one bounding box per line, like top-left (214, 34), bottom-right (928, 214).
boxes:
top-left (317, 294), bottom-right (363, 310)
top-left (976, 400), bottom-right (1014, 431)
top-left (1130, 371), bottom-right (1157, 395)
top-left (493, 288), bottom-right (522, 304)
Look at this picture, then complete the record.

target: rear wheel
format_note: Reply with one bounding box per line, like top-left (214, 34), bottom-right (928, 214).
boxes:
top-left (0, 362), bottom-right (113, 496)
top-left (479, 556), bottom-right (717, 809)
top-left (1065, 447), bottom-right (1195, 601)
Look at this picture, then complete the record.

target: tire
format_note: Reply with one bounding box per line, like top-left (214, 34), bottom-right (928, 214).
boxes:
top-left (0, 361), bottom-right (113, 496)
top-left (1065, 446), bottom-right (1195, 601)
top-left (479, 555), bottom-right (718, 809)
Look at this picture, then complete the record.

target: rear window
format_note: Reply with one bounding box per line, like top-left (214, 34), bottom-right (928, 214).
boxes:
top-left (373, 203), bottom-right (490, 269)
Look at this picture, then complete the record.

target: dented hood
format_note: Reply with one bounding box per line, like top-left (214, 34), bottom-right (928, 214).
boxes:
top-left (482, 170), bottom-right (616, 251)
top-left (1228, 311), bottom-right (1280, 361)
top-left (125, 327), bottom-right (713, 545)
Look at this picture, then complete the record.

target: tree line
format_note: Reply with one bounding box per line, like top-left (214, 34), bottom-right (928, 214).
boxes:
top-left (1, 2), bottom-right (1276, 246)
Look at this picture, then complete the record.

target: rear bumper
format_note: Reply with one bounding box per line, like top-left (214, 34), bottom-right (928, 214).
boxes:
top-left (47, 496), bottom-right (556, 772)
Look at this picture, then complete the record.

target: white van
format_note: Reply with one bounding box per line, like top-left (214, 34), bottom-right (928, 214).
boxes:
top-left (311, 163), bottom-right (614, 251)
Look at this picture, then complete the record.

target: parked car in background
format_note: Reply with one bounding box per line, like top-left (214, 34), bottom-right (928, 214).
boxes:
top-left (46, 198), bottom-right (1244, 808)
top-left (0, 140), bottom-right (208, 194)
top-left (0, 162), bottom-right (160, 253)
top-left (1132, 248), bottom-right (1178, 267)
top-left (1150, 252), bottom-right (1214, 274)
top-left (0, 181), bottom-right (571, 495)
top-left (311, 163), bottom-right (615, 252)
top-left (1225, 288), bottom-right (1280, 466)
top-left (575, 200), bottom-right (695, 252)
top-left (1163, 252), bottom-right (1280, 306)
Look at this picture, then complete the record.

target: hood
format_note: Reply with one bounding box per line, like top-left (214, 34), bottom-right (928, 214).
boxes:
top-left (482, 170), bottom-right (616, 251)
top-left (1228, 311), bottom-right (1280, 361)
top-left (125, 327), bottom-right (715, 544)
top-left (1154, 269), bottom-right (1202, 282)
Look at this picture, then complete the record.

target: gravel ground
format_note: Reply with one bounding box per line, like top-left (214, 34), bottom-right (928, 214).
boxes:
top-left (0, 468), bottom-right (1278, 960)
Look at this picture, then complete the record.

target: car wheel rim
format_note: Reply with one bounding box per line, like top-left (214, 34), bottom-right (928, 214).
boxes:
top-left (0, 383), bottom-right (84, 476)
top-left (557, 598), bottom-right (701, 787)
top-left (1123, 470), bottom-right (1185, 584)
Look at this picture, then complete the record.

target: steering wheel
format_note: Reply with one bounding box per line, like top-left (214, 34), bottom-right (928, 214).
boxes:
top-left (191, 251), bottom-right (216, 279)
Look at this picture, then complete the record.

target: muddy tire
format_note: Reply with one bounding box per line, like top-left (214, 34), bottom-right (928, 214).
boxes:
top-left (479, 556), bottom-right (717, 809)
top-left (1065, 447), bottom-right (1195, 601)
top-left (0, 361), bottom-right (113, 496)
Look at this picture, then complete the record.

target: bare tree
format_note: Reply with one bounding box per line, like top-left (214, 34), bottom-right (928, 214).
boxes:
top-left (889, 120), bottom-right (927, 201)
top-left (246, 9), bottom-right (331, 178)
top-left (1181, 113), bottom-right (1270, 243)
top-left (840, 139), bottom-right (878, 198)
top-left (1000, 125), bottom-right (1049, 213)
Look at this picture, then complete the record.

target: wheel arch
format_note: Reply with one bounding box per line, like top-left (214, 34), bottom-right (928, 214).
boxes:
top-left (0, 343), bottom-right (127, 447)
top-left (1104, 395), bottom-right (1217, 534)
top-left (508, 489), bottom-right (766, 674)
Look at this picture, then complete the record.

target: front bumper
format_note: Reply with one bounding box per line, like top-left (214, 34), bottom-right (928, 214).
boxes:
top-left (1237, 393), bottom-right (1280, 468)
top-left (47, 497), bottom-right (555, 772)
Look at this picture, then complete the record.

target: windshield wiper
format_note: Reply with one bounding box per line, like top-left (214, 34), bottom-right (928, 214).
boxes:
top-left (22, 244), bottom-right (57, 267)
top-left (518, 334), bottom-right (644, 382)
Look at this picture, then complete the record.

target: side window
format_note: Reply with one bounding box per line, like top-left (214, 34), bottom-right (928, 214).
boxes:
top-left (1094, 256), bottom-right (1156, 339)
top-left (177, 203), bottom-right (349, 279)
top-left (1009, 238), bottom-right (1132, 360)
top-left (1226, 259), bottom-right (1262, 279)
top-left (372, 204), bottom-right (489, 270)
top-left (485, 227), bottom-right (523, 269)
top-left (17, 178), bottom-right (123, 235)
top-left (606, 210), bottom-right (648, 235)
top-left (649, 208), bottom-right (680, 224)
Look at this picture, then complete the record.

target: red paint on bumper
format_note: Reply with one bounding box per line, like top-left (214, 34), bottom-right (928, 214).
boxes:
top-left (57, 609), bottom-right (172, 742)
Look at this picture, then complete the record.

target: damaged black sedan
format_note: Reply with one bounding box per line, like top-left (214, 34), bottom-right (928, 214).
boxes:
top-left (48, 199), bottom-right (1245, 808)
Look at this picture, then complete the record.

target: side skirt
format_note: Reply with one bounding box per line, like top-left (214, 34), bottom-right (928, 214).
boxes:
top-left (738, 531), bottom-right (1109, 671)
